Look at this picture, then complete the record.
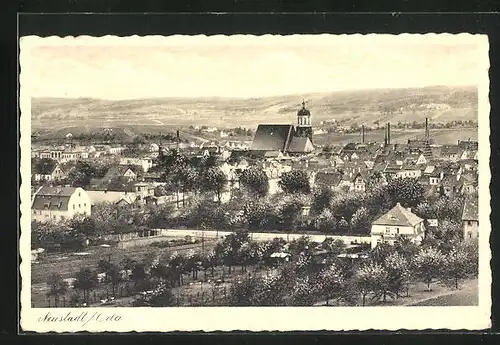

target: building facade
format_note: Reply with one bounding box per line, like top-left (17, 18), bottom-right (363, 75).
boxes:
top-left (31, 186), bottom-right (92, 222)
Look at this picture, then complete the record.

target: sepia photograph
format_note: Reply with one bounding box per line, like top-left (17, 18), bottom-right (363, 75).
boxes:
top-left (19, 33), bottom-right (491, 332)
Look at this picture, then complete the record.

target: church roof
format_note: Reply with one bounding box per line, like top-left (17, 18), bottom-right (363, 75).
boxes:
top-left (297, 101), bottom-right (311, 116)
top-left (287, 136), bottom-right (314, 153)
top-left (251, 124), bottom-right (294, 152)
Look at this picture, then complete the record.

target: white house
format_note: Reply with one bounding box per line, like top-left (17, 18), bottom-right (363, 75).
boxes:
top-left (370, 202), bottom-right (425, 249)
top-left (34, 164), bottom-right (66, 182)
top-left (119, 157), bottom-right (153, 173)
top-left (31, 186), bottom-right (92, 223)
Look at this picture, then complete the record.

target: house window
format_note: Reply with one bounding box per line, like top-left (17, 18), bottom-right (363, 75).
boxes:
top-left (396, 228), bottom-right (400, 234)
top-left (73, 205), bottom-right (75, 210)
top-left (53, 215), bottom-right (56, 220)
top-left (79, 204), bottom-right (81, 208)
top-left (468, 231), bottom-right (472, 239)
top-left (385, 227), bottom-right (391, 234)
top-left (467, 221), bottom-right (472, 226)
top-left (79, 192), bottom-right (81, 197)
top-left (33, 210), bottom-right (36, 215)
top-left (84, 203), bottom-right (86, 207)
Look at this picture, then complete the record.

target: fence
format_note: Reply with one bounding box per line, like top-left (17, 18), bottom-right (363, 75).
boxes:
top-left (155, 228), bottom-right (371, 245)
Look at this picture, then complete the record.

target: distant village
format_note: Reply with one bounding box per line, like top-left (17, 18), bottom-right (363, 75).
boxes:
top-left (30, 99), bottom-right (480, 308)
top-left (31, 100), bottom-right (479, 245)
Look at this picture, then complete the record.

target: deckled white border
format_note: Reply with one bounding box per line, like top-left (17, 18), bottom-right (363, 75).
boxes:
top-left (19, 34), bottom-right (491, 332)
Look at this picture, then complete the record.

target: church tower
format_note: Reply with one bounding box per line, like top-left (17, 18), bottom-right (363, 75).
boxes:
top-left (296, 100), bottom-right (313, 142)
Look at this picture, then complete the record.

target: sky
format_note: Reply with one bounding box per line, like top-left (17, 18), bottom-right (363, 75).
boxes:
top-left (21, 34), bottom-right (487, 100)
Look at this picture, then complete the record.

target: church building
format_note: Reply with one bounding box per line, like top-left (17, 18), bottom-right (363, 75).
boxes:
top-left (250, 100), bottom-right (314, 154)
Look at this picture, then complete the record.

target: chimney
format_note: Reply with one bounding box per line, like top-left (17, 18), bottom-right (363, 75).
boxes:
top-left (362, 125), bottom-right (365, 144)
top-left (387, 123), bottom-right (391, 145)
top-left (384, 124), bottom-right (388, 146)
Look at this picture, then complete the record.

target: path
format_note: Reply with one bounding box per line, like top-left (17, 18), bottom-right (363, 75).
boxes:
top-left (408, 279), bottom-right (478, 306)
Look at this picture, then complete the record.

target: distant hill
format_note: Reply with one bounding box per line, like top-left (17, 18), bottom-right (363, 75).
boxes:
top-left (31, 85), bottom-right (478, 132)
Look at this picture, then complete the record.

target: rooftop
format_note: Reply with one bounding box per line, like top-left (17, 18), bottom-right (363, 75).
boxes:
top-left (372, 202), bottom-right (424, 227)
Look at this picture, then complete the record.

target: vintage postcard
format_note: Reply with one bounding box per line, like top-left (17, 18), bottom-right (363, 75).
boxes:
top-left (20, 34), bottom-right (491, 332)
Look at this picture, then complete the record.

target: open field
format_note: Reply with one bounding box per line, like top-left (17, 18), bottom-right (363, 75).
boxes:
top-left (313, 127), bottom-right (478, 146)
top-left (31, 85), bottom-right (477, 131)
top-left (31, 238), bottom-right (218, 285)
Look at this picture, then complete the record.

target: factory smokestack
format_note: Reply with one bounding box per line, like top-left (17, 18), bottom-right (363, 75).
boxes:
top-left (384, 124), bottom-right (388, 146)
top-left (387, 122), bottom-right (391, 145)
top-left (425, 118), bottom-right (429, 140)
top-left (362, 125), bottom-right (365, 144)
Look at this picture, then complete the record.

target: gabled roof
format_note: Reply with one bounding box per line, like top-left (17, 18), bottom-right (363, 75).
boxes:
top-left (372, 202), bottom-right (424, 227)
top-left (315, 171), bottom-right (343, 187)
top-left (36, 186), bottom-right (75, 197)
top-left (31, 186), bottom-right (77, 211)
top-left (287, 136), bottom-right (314, 153)
top-left (251, 124), bottom-right (294, 152)
top-left (441, 145), bottom-right (460, 156)
top-left (104, 165), bottom-right (138, 179)
top-left (462, 197), bottom-right (479, 221)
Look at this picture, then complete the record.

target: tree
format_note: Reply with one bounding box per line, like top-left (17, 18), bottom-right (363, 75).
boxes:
top-left (46, 273), bottom-right (68, 307)
top-left (414, 201), bottom-right (436, 220)
top-left (314, 209), bottom-right (337, 233)
top-left (311, 187), bottom-right (334, 214)
top-left (350, 206), bottom-right (371, 234)
top-left (336, 217), bottom-right (349, 233)
top-left (279, 199), bottom-right (304, 240)
top-left (34, 157), bottom-right (57, 175)
top-left (69, 215), bottom-right (98, 238)
top-left (386, 177), bottom-right (425, 208)
top-left (278, 170), bottom-right (311, 194)
top-left (239, 167), bottom-right (269, 197)
top-left (370, 242), bottom-right (396, 266)
top-left (200, 167), bottom-right (227, 203)
top-left (384, 252), bottom-right (410, 299)
top-left (171, 164), bottom-right (199, 207)
top-left (321, 238), bottom-right (346, 257)
top-left (229, 276), bottom-right (263, 306)
top-left (316, 263), bottom-right (345, 305)
top-left (243, 198), bottom-right (279, 231)
top-left (289, 276), bottom-right (316, 306)
top-left (458, 239), bottom-right (479, 277)
top-left (442, 247), bottom-right (469, 289)
top-left (434, 197), bottom-right (465, 222)
top-left (414, 247), bottom-right (446, 291)
top-left (102, 263), bottom-right (123, 296)
top-left (168, 251), bottom-right (187, 286)
top-left (354, 262), bottom-right (389, 306)
top-left (130, 262), bottom-right (150, 291)
top-left (202, 250), bottom-right (218, 278)
top-left (73, 268), bottom-right (99, 303)
top-left (66, 161), bottom-right (97, 188)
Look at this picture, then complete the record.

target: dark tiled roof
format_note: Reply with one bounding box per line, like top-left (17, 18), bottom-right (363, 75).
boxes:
top-left (251, 124), bottom-right (294, 152)
top-left (315, 171), bottom-right (343, 187)
top-left (441, 145), bottom-right (460, 156)
top-left (462, 197), bottom-right (479, 221)
top-left (287, 136), bottom-right (314, 153)
top-left (372, 203), bottom-right (423, 227)
top-left (32, 186), bottom-right (77, 211)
